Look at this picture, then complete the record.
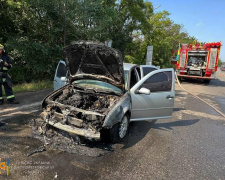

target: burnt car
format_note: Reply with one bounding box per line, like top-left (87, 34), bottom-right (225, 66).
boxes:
top-left (41, 41), bottom-right (175, 142)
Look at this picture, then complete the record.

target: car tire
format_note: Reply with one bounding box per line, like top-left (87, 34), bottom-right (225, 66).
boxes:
top-left (109, 114), bottom-right (130, 143)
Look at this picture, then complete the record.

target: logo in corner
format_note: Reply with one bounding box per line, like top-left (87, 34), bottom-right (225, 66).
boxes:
top-left (0, 158), bottom-right (9, 176)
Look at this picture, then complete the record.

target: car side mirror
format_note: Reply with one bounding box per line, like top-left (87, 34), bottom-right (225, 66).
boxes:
top-left (60, 77), bottom-right (67, 82)
top-left (136, 87), bottom-right (150, 95)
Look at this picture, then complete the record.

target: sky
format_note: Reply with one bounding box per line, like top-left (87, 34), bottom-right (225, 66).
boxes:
top-left (150, 0), bottom-right (225, 62)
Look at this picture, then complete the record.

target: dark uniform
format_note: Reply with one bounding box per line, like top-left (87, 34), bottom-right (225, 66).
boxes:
top-left (0, 52), bottom-right (18, 104)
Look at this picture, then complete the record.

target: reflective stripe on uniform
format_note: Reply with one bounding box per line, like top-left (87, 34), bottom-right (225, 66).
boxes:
top-left (7, 95), bottom-right (15, 99)
top-left (0, 97), bottom-right (3, 100)
top-left (3, 67), bottom-right (8, 70)
top-left (2, 78), bottom-right (6, 82)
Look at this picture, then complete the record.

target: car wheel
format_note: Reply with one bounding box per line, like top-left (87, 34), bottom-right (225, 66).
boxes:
top-left (110, 114), bottom-right (130, 143)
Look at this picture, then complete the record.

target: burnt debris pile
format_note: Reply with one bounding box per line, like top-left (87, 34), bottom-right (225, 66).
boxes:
top-left (30, 118), bottom-right (113, 157)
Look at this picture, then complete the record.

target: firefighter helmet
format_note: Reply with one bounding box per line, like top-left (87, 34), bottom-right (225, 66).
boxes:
top-left (0, 44), bottom-right (4, 50)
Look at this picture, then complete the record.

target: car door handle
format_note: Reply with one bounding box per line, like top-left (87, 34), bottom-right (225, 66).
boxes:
top-left (166, 95), bottom-right (174, 99)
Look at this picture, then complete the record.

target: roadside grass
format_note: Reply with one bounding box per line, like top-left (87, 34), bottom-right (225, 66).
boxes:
top-left (2, 80), bottom-right (53, 95)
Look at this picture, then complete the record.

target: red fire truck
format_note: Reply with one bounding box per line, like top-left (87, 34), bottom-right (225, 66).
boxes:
top-left (171, 42), bottom-right (222, 83)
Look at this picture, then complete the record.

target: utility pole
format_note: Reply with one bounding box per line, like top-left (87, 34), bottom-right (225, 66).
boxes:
top-left (63, 2), bottom-right (66, 46)
top-left (146, 46), bottom-right (153, 65)
top-left (154, 5), bottom-right (161, 10)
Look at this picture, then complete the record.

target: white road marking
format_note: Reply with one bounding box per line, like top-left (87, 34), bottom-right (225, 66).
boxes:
top-left (180, 109), bottom-right (225, 121)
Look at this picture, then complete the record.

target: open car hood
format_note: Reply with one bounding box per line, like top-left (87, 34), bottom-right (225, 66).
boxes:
top-left (63, 41), bottom-right (125, 92)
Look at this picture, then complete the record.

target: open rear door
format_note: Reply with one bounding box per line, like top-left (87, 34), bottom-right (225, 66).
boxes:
top-left (207, 48), bottom-right (218, 70)
top-left (130, 68), bottom-right (175, 121)
top-left (53, 60), bottom-right (67, 91)
top-left (179, 49), bottom-right (187, 69)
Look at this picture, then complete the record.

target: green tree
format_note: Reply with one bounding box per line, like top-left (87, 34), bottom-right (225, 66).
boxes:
top-left (218, 58), bottom-right (223, 67)
top-left (124, 6), bottom-right (196, 67)
top-left (0, 0), bottom-right (197, 83)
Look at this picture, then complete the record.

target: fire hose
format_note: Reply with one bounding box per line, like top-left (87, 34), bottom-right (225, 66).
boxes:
top-left (175, 72), bottom-right (225, 119)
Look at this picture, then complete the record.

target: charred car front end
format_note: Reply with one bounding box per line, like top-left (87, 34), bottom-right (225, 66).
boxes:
top-left (41, 41), bottom-right (131, 141)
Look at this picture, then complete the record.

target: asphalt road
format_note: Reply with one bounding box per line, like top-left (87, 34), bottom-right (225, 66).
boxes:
top-left (0, 70), bottom-right (225, 180)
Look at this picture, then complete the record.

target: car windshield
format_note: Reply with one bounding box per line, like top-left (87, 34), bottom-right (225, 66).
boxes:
top-left (73, 80), bottom-right (123, 94)
top-left (124, 70), bottom-right (129, 90)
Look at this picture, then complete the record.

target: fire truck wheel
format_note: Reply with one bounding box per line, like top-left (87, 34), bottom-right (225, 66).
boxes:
top-left (178, 76), bottom-right (183, 82)
top-left (203, 79), bottom-right (210, 84)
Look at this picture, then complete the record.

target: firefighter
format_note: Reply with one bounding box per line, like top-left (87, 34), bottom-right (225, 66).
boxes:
top-left (0, 44), bottom-right (19, 105)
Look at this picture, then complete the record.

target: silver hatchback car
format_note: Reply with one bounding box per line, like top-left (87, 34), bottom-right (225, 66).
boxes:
top-left (42, 41), bottom-right (175, 143)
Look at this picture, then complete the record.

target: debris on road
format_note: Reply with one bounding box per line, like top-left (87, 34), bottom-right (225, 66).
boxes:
top-left (0, 121), bottom-right (8, 130)
top-left (26, 145), bottom-right (46, 157)
top-left (0, 121), bottom-right (6, 126)
top-left (30, 118), bottom-right (113, 157)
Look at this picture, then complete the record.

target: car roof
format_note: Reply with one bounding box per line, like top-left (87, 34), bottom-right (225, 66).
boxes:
top-left (140, 65), bottom-right (159, 69)
top-left (123, 63), bottom-right (159, 71)
top-left (123, 63), bottom-right (138, 71)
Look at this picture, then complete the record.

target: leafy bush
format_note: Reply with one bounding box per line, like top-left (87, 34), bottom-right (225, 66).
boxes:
top-left (6, 38), bottom-right (62, 83)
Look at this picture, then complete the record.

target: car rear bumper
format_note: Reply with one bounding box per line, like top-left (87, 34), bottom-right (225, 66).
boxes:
top-left (177, 74), bottom-right (215, 79)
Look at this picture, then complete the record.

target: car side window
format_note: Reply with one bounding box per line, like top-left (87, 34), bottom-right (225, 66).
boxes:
top-left (130, 69), bottom-right (138, 89)
top-left (142, 67), bottom-right (158, 77)
top-left (56, 63), bottom-right (67, 78)
top-left (140, 71), bottom-right (172, 92)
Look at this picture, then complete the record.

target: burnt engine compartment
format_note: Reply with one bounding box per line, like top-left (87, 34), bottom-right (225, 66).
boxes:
top-left (43, 85), bottom-right (120, 132)
top-left (55, 86), bottom-right (118, 113)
